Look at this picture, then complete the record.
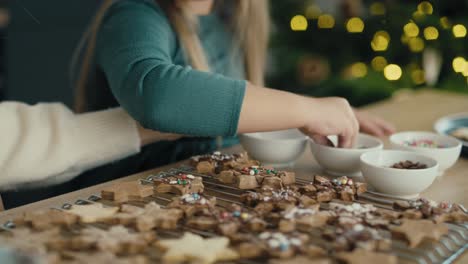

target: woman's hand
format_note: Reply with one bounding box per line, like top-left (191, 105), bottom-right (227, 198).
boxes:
top-left (300, 97), bottom-right (359, 148)
top-left (354, 109), bottom-right (395, 137)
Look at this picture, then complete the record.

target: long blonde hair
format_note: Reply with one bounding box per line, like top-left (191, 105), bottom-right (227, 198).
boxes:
top-left (73, 0), bottom-right (270, 113)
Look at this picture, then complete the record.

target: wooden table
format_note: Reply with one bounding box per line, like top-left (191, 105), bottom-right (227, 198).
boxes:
top-left (0, 89), bottom-right (467, 262)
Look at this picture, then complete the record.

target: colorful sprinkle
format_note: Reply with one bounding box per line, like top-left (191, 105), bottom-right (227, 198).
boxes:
top-left (233, 211), bottom-right (241, 217)
top-left (241, 212), bottom-right (249, 220)
top-left (279, 242), bottom-right (289, 251)
top-left (403, 139), bottom-right (446, 148)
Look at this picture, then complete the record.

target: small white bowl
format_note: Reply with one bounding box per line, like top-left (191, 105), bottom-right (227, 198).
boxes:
top-left (360, 150), bottom-right (439, 198)
top-left (389, 131), bottom-right (461, 176)
top-left (309, 133), bottom-right (383, 176)
top-left (239, 129), bottom-right (308, 167)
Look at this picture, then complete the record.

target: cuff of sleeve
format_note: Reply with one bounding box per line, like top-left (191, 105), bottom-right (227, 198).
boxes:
top-left (228, 79), bottom-right (247, 136)
top-left (73, 108), bottom-right (141, 170)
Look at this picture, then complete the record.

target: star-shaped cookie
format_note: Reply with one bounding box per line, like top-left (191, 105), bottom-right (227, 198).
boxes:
top-left (389, 219), bottom-right (449, 248)
top-left (66, 203), bottom-right (119, 223)
top-left (56, 225), bottom-right (155, 254)
top-left (336, 248), bottom-right (397, 264)
top-left (156, 232), bottom-right (239, 264)
top-left (101, 181), bottom-right (153, 202)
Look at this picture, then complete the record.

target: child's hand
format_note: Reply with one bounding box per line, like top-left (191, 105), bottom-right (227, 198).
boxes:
top-left (354, 109), bottom-right (395, 137)
top-left (300, 97), bottom-right (359, 148)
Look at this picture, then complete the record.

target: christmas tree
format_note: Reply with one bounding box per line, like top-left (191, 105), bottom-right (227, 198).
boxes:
top-left (268, 0), bottom-right (468, 106)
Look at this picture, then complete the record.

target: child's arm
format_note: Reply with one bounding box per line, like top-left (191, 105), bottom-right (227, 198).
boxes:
top-left (0, 102), bottom-right (182, 190)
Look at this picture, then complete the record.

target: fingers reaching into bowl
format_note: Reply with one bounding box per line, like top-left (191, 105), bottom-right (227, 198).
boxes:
top-left (300, 97), bottom-right (359, 148)
top-left (354, 110), bottom-right (396, 137)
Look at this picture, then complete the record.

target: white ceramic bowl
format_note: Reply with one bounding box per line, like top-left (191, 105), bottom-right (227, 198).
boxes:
top-left (389, 131), bottom-right (461, 175)
top-left (360, 150), bottom-right (439, 198)
top-left (239, 129), bottom-right (308, 167)
top-left (309, 133), bottom-right (383, 176)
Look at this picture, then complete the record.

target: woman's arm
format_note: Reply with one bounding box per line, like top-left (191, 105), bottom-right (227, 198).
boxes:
top-left (0, 102), bottom-right (177, 190)
top-left (96, 1), bottom-right (358, 146)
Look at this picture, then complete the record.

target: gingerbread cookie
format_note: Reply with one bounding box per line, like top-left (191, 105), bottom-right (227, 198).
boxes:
top-left (257, 231), bottom-right (309, 259)
top-left (66, 203), bottom-right (119, 223)
top-left (0, 228), bottom-right (61, 263)
top-left (62, 251), bottom-right (148, 264)
top-left (393, 198), bottom-right (468, 223)
top-left (154, 173), bottom-right (204, 195)
top-left (279, 205), bottom-right (330, 232)
top-left (300, 176), bottom-right (367, 203)
top-left (105, 202), bottom-right (183, 231)
top-left (16, 209), bottom-right (78, 230)
top-left (217, 165), bottom-right (295, 190)
top-left (269, 256), bottom-right (331, 264)
top-left (101, 181), bottom-right (153, 203)
top-left (191, 152), bottom-right (259, 174)
top-left (389, 219), bottom-right (449, 248)
top-left (166, 193), bottom-right (216, 217)
top-left (323, 223), bottom-right (391, 252)
top-left (51, 225), bottom-right (155, 254)
top-left (336, 248), bottom-right (397, 264)
top-left (156, 232), bottom-right (239, 264)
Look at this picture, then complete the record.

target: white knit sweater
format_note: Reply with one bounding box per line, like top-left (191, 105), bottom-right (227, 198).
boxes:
top-left (0, 102), bottom-right (140, 191)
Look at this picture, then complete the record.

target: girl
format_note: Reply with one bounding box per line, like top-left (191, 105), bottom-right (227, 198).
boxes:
top-left (74, 0), bottom-right (394, 169)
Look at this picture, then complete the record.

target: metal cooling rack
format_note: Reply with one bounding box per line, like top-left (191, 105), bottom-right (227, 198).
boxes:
top-left (1, 166), bottom-right (466, 264)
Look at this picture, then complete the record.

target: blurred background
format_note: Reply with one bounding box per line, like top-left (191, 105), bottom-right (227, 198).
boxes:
top-left (1, 0), bottom-right (467, 107)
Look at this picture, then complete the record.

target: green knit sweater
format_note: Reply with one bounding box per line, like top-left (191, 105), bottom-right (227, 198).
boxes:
top-left (95, 0), bottom-right (247, 137)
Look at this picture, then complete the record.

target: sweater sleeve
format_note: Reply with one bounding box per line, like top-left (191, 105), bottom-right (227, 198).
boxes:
top-left (95, 0), bottom-right (246, 137)
top-left (0, 102), bottom-right (140, 190)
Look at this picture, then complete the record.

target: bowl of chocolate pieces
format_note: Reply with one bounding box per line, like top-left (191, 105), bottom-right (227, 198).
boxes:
top-left (360, 150), bottom-right (439, 198)
top-left (239, 129), bottom-right (308, 167)
top-left (309, 133), bottom-right (383, 177)
top-left (390, 131), bottom-right (462, 176)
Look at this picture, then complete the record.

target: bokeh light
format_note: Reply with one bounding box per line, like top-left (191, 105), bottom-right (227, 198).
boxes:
top-left (440, 17), bottom-right (451, 29)
top-left (346, 17), bottom-right (364, 33)
top-left (290, 15), bottom-right (308, 31)
top-left (371, 56), bottom-right (388, 71)
top-left (404, 22), bottom-right (420, 37)
top-left (417, 1), bottom-right (433, 15)
top-left (412, 11), bottom-right (425, 21)
top-left (370, 2), bottom-right (386, 16)
top-left (350, 62), bottom-right (368, 78)
top-left (452, 57), bottom-right (466, 73)
top-left (317, 14), bottom-right (335, 29)
top-left (384, 64), bottom-right (402, 81)
top-left (371, 31), bottom-right (390, 51)
top-left (305, 5), bottom-right (321, 19)
top-left (408, 37), bottom-right (424, 52)
top-left (411, 69), bottom-right (425, 84)
top-left (423, 26), bottom-right (439, 40)
top-left (452, 24), bottom-right (467, 38)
